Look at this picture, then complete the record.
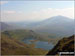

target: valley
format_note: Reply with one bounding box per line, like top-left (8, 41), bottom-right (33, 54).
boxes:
top-left (0, 0), bottom-right (74, 55)
top-left (1, 15), bottom-right (74, 55)
top-left (1, 30), bottom-right (56, 51)
top-left (1, 32), bottom-right (48, 55)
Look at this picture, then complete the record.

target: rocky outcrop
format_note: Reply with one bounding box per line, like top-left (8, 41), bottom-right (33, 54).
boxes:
top-left (47, 35), bottom-right (74, 55)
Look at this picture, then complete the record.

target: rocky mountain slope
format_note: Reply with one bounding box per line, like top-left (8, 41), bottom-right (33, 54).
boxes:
top-left (47, 35), bottom-right (74, 55)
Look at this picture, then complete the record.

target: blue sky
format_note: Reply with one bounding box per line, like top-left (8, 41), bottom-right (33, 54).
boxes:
top-left (1, 1), bottom-right (74, 12)
top-left (0, 1), bottom-right (74, 22)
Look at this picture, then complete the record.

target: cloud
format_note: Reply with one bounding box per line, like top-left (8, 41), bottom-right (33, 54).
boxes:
top-left (3, 11), bottom-right (16, 14)
top-left (59, 8), bottom-right (74, 19)
top-left (0, 1), bottom-right (8, 5)
top-left (37, 8), bottom-right (74, 19)
top-left (26, 7), bottom-right (74, 21)
top-left (1, 7), bottom-right (74, 22)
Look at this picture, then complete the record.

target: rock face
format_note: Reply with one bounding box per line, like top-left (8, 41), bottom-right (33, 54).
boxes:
top-left (47, 35), bottom-right (74, 55)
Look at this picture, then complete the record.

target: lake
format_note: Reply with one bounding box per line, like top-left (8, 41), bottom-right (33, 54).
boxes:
top-left (23, 38), bottom-right (54, 50)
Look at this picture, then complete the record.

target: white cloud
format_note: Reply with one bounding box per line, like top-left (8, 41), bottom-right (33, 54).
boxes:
top-left (0, 1), bottom-right (8, 5)
top-left (3, 11), bottom-right (16, 14)
top-left (25, 7), bottom-right (74, 21)
top-left (1, 7), bottom-right (74, 22)
top-left (59, 8), bottom-right (74, 19)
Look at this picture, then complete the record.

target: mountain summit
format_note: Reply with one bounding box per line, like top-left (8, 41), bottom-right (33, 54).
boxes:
top-left (33, 16), bottom-right (74, 37)
top-left (41, 15), bottom-right (73, 23)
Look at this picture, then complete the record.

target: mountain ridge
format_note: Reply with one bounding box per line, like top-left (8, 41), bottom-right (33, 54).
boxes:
top-left (1, 15), bottom-right (74, 37)
top-left (32, 15), bottom-right (74, 37)
top-left (47, 35), bottom-right (74, 55)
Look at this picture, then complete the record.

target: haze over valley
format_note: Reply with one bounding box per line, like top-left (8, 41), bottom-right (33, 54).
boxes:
top-left (0, 1), bottom-right (74, 55)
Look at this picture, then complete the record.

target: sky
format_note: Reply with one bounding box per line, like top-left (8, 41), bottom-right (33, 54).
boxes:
top-left (0, 1), bottom-right (74, 22)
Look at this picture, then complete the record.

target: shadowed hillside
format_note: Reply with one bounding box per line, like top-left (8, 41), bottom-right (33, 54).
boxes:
top-left (47, 35), bottom-right (74, 55)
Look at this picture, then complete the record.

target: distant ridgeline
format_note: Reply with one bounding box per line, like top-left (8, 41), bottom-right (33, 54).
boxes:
top-left (1, 30), bottom-right (48, 41)
top-left (0, 16), bottom-right (74, 38)
top-left (47, 35), bottom-right (74, 55)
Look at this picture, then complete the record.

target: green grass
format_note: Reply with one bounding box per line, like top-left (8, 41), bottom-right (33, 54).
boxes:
top-left (1, 32), bottom-right (48, 55)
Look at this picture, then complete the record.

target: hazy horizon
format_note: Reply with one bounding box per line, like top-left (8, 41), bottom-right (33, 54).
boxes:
top-left (1, 1), bottom-right (74, 55)
top-left (1, 15), bottom-right (74, 23)
top-left (0, 1), bottom-right (74, 22)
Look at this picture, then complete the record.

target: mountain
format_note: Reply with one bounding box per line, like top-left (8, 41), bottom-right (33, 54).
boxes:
top-left (47, 35), bottom-right (74, 55)
top-left (0, 22), bottom-right (28, 31)
top-left (0, 22), bottom-right (11, 31)
top-left (5, 21), bottom-right (41, 30)
top-left (5, 21), bottom-right (33, 29)
top-left (32, 15), bottom-right (74, 37)
top-left (1, 15), bottom-right (74, 37)
top-left (1, 32), bottom-right (48, 55)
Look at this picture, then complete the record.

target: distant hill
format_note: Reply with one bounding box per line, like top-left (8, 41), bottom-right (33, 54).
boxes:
top-left (1, 15), bottom-right (74, 39)
top-left (1, 16), bottom-right (74, 37)
top-left (0, 22), bottom-right (11, 31)
top-left (0, 22), bottom-right (27, 31)
top-left (1, 30), bottom-right (49, 41)
top-left (31, 15), bottom-right (74, 37)
top-left (47, 35), bottom-right (74, 55)
top-left (1, 32), bottom-right (48, 55)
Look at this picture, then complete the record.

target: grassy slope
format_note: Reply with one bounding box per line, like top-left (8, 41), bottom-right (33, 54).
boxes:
top-left (47, 35), bottom-right (74, 55)
top-left (2, 30), bottom-right (50, 41)
top-left (1, 33), bottom-right (48, 55)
